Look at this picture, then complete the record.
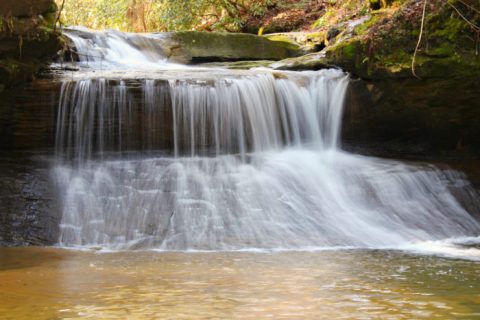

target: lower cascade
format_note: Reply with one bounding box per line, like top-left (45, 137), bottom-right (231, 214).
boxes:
top-left (53, 69), bottom-right (480, 251)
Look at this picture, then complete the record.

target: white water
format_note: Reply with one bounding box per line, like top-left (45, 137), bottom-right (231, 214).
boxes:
top-left (62, 26), bottom-right (186, 70)
top-left (55, 70), bottom-right (347, 159)
top-left (54, 30), bottom-right (480, 258)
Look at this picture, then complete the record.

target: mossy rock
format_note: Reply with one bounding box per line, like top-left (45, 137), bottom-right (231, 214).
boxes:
top-left (265, 32), bottom-right (326, 53)
top-left (264, 34), bottom-right (301, 51)
top-left (172, 31), bottom-right (302, 63)
top-left (0, 0), bottom-right (60, 90)
top-left (274, 0), bottom-right (480, 156)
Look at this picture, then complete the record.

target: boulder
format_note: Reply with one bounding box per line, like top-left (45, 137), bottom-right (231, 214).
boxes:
top-left (171, 31), bottom-right (302, 63)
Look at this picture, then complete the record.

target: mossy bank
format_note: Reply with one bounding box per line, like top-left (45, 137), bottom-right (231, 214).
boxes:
top-left (273, 0), bottom-right (480, 158)
top-left (0, 0), bottom-right (61, 93)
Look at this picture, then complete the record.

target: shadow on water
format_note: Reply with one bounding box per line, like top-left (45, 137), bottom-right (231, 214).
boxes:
top-left (0, 247), bottom-right (72, 271)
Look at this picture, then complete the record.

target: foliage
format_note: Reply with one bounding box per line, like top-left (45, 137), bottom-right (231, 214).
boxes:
top-left (55, 0), bottom-right (272, 32)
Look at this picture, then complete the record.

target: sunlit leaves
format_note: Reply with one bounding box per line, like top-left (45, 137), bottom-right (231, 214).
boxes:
top-left (56, 0), bottom-right (272, 32)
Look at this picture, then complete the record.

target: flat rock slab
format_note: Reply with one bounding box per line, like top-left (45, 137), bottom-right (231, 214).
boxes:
top-left (173, 31), bottom-right (302, 63)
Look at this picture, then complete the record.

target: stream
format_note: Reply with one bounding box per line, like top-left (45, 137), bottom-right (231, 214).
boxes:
top-left (0, 27), bottom-right (479, 319)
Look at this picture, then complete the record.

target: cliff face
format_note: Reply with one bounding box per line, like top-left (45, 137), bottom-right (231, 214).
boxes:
top-left (0, 0), bottom-right (60, 92)
top-left (0, 1), bottom-right (62, 246)
top-left (0, 78), bottom-right (61, 247)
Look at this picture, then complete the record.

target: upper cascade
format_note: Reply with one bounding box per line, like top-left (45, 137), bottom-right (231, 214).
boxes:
top-left (61, 27), bottom-right (302, 70)
top-left (62, 27), bottom-right (179, 70)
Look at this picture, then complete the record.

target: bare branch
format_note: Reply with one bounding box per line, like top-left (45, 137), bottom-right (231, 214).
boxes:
top-left (54, 0), bottom-right (66, 32)
top-left (412, 0), bottom-right (428, 79)
top-left (448, 1), bottom-right (480, 31)
top-left (456, 0), bottom-right (480, 15)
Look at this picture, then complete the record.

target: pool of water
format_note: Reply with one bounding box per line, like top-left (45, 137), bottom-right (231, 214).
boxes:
top-left (0, 247), bottom-right (479, 319)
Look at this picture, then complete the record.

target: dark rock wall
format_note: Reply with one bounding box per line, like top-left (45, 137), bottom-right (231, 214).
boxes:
top-left (342, 76), bottom-right (480, 159)
top-left (0, 79), bottom-right (61, 246)
top-left (0, 80), bottom-right (59, 151)
top-left (0, 0), bottom-right (61, 246)
top-left (0, 153), bottom-right (59, 246)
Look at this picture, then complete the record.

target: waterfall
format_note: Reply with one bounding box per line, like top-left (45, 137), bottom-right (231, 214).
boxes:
top-left (55, 70), bottom-right (347, 160)
top-left (53, 68), bottom-right (480, 251)
top-left (53, 29), bottom-right (480, 252)
top-left (62, 27), bottom-right (183, 69)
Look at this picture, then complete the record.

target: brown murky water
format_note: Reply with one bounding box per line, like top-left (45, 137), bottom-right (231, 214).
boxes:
top-left (0, 247), bottom-right (479, 319)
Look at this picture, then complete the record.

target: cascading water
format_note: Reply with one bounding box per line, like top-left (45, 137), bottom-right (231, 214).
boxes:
top-left (55, 71), bottom-right (346, 159)
top-left (62, 26), bottom-right (184, 69)
top-left (53, 29), bottom-right (480, 254)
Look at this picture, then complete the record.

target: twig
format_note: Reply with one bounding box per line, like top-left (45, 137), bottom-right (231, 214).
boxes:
top-left (456, 0), bottom-right (480, 15)
top-left (54, 0), bottom-right (66, 32)
top-left (412, 0), bottom-right (428, 79)
top-left (448, 2), bottom-right (480, 31)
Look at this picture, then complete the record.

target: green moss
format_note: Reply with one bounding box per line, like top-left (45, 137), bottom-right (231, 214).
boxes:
top-left (427, 44), bottom-right (455, 57)
top-left (265, 35), bottom-right (301, 51)
top-left (5, 61), bottom-right (19, 73)
top-left (48, 2), bottom-right (58, 14)
top-left (341, 42), bottom-right (357, 60)
top-left (43, 12), bottom-right (57, 27)
top-left (353, 15), bottom-right (380, 35)
top-left (312, 10), bottom-right (336, 29)
top-left (276, 0), bottom-right (478, 84)
top-left (266, 32), bottom-right (325, 52)
top-left (306, 32), bottom-right (325, 39)
top-left (429, 16), bottom-right (466, 42)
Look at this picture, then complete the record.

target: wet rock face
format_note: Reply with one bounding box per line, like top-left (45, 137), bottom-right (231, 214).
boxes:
top-left (0, 0), bottom-right (60, 246)
top-left (0, 79), bottom-right (59, 151)
top-left (0, 153), bottom-right (59, 246)
top-left (342, 77), bottom-right (480, 159)
top-left (0, 79), bottom-right (60, 246)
